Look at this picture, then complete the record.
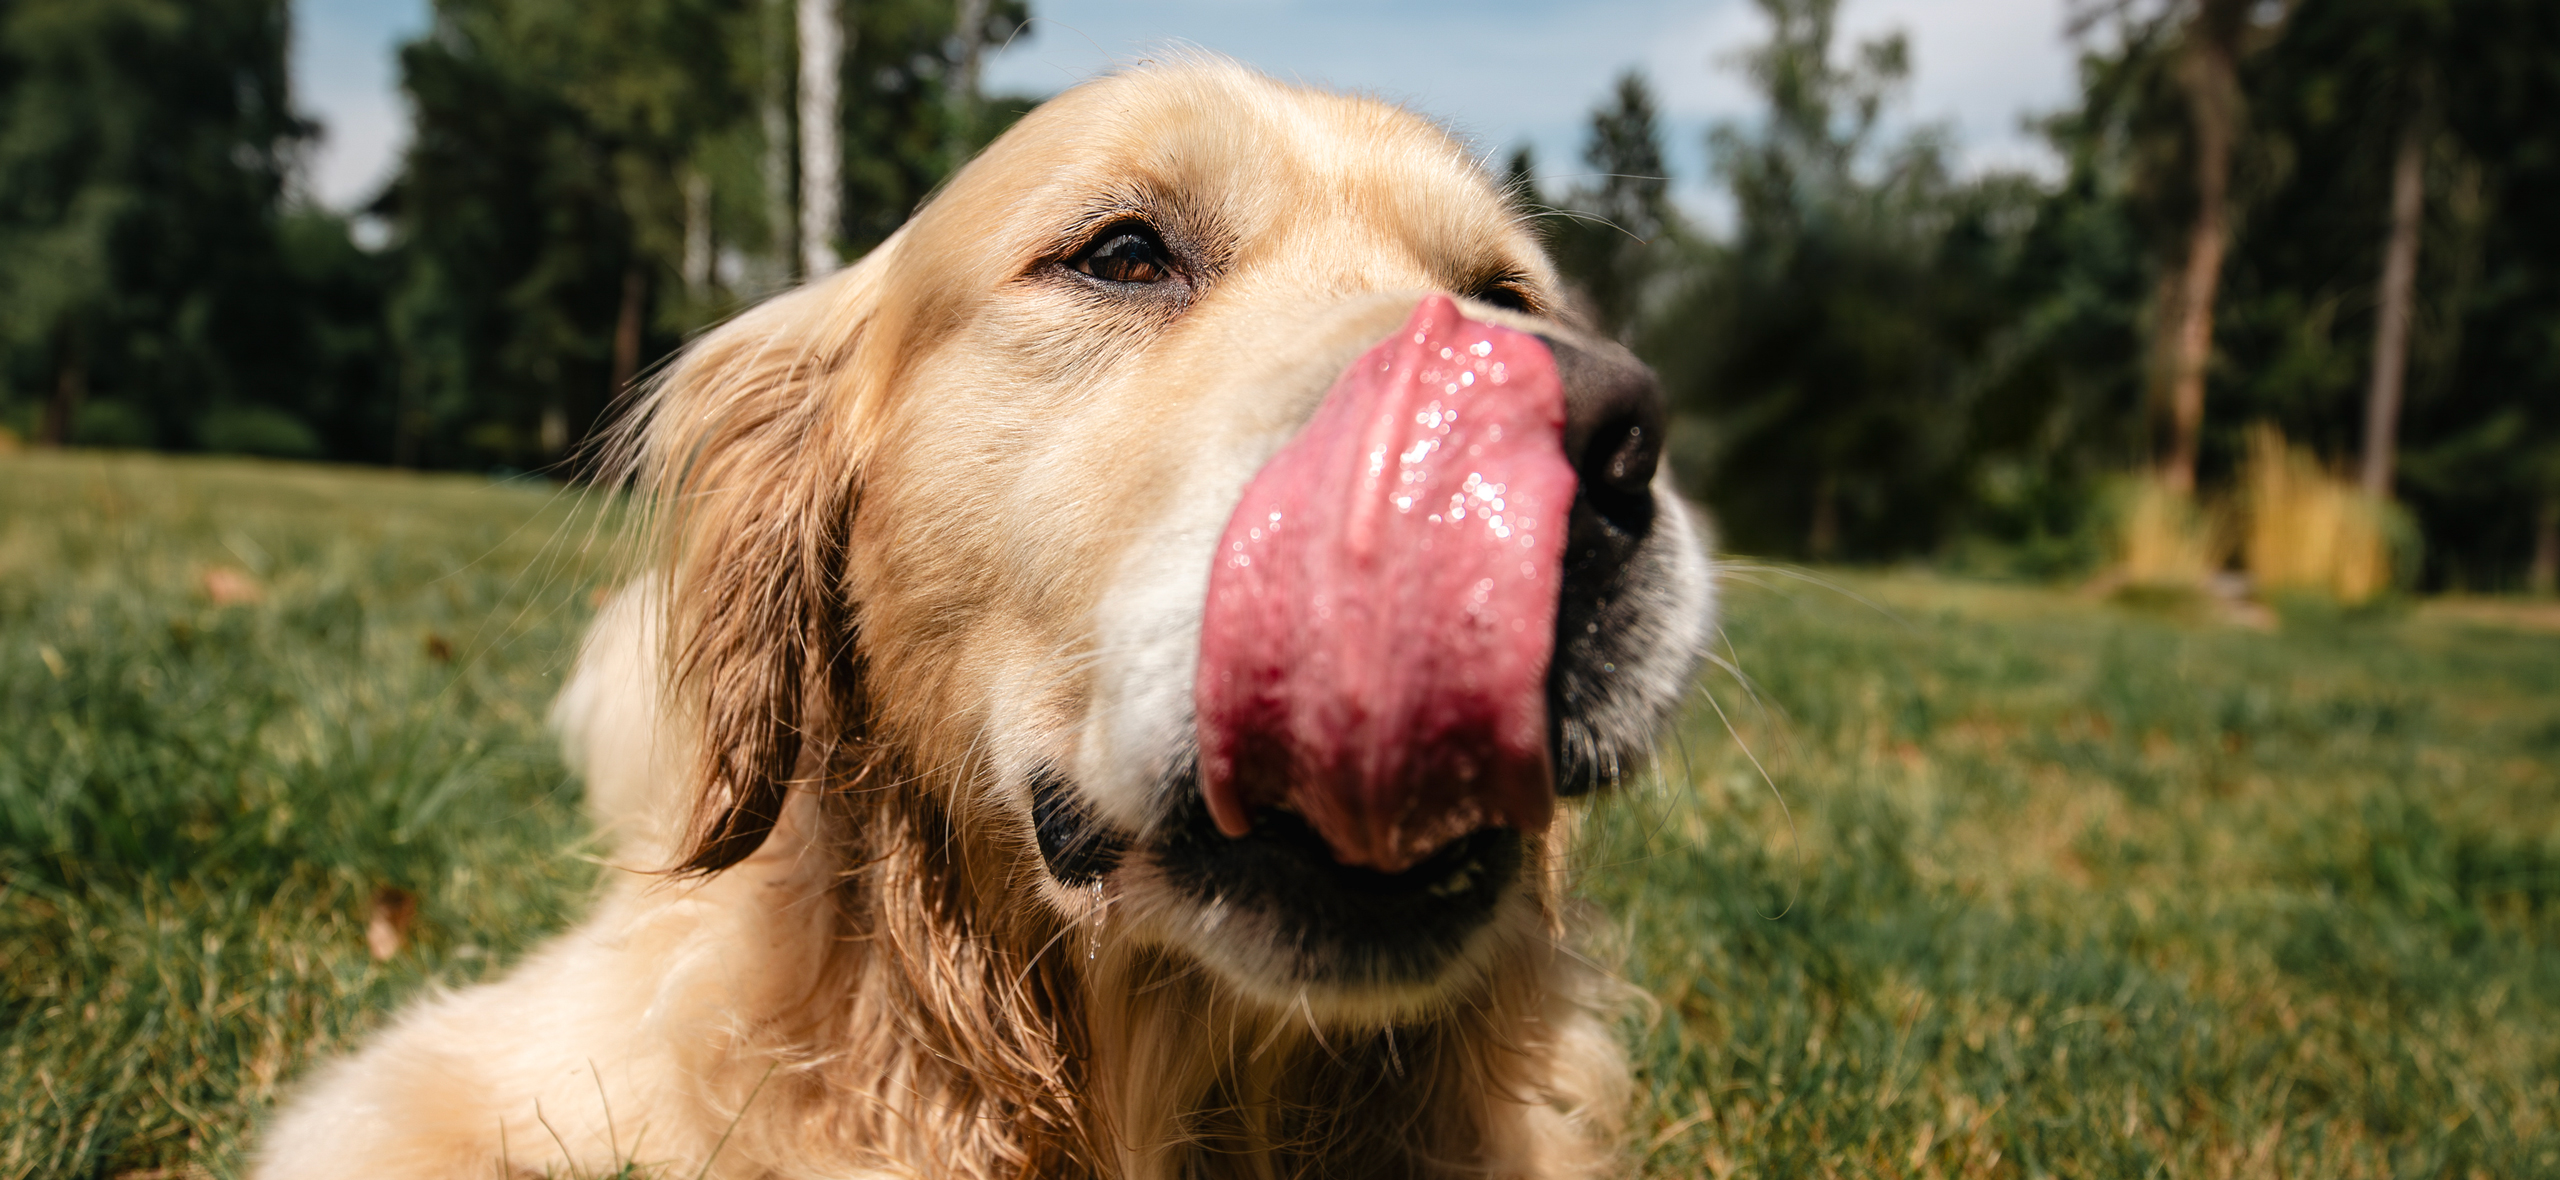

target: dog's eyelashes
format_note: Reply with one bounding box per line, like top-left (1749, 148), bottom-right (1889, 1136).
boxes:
top-left (1070, 223), bottom-right (1174, 285)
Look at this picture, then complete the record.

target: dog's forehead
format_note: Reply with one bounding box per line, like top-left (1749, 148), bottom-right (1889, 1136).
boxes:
top-left (944, 64), bottom-right (1523, 270)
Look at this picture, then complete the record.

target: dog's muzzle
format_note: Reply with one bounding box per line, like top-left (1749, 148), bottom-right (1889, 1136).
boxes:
top-left (1193, 295), bottom-right (1665, 873)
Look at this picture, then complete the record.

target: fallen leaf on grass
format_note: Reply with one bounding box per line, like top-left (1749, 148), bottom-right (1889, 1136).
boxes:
top-left (367, 886), bottom-right (418, 961)
top-left (200, 565), bottom-right (264, 606)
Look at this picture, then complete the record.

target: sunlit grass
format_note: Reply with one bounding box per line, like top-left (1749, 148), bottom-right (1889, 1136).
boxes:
top-left (1586, 572), bottom-right (2560, 1178)
top-left (4, 454), bottom-right (2555, 1178)
top-left (0, 452), bottom-right (618, 1177)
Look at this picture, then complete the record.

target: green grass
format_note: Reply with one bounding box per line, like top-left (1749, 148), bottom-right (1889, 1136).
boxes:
top-left (1586, 574), bottom-right (2560, 1178)
top-left (4, 453), bottom-right (2555, 1178)
top-left (0, 453), bottom-right (615, 1176)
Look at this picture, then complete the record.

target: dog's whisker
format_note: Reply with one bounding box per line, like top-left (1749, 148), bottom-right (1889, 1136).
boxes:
top-left (1710, 621), bottom-right (1806, 768)
top-left (1714, 559), bottom-right (1917, 633)
top-left (1695, 678), bottom-right (1803, 921)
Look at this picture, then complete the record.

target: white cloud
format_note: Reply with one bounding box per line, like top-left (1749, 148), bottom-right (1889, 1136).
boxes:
top-left (293, 0), bottom-right (429, 210)
top-left (1845, 0), bottom-right (2077, 174)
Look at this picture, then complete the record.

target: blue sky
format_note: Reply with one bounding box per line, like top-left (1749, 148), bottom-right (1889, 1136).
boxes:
top-left (292, 0), bottom-right (2081, 216)
top-left (292, 0), bottom-right (430, 208)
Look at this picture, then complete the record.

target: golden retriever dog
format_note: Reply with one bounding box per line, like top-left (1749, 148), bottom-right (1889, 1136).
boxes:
top-left (256, 60), bottom-right (1712, 1180)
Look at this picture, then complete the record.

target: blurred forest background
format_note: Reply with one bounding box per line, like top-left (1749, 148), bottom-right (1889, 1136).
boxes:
top-left (1, 0), bottom-right (2554, 593)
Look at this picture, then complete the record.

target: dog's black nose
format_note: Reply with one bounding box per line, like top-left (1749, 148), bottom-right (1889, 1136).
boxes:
top-left (1540, 334), bottom-right (1665, 535)
top-left (1540, 333), bottom-right (1668, 799)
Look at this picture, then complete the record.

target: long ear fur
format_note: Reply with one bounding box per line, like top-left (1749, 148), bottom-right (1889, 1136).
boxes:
top-left (612, 242), bottom-right (904, 873)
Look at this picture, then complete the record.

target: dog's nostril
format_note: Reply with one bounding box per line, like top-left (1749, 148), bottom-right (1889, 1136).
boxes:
top-left (1538, 334), bottom-right (1665, 530)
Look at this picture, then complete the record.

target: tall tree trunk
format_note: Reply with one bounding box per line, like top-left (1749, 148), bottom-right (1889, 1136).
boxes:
top-left (762, 0), bottom-right (796, 281)
top-left (2360, 114), bottom-right (2426, 499)
top-left (540, 402), bottom-right (569, 459)
top-left (798, 0), bottom-right (845, 277)
top-left (1807, 468), bottom-right (1839, 561)
top-left (2159, 5), bottom-right (2244, 495)
top-left (611, 264), bottom-right (648, 401)
top-left (683, 169), bottom-right (715, 297)
top-left (952, 0), bottom-right (988, 95)
top-left (38, 326), bottom-right (83, 447)
top-left (947, 0), bottom-right (988, 163)
top-left (393, 383), bottom-right (421, 468)
top-left (2532, 495), bottom-right (2559, 597)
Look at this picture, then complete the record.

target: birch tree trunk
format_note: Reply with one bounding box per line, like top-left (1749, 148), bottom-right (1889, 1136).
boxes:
top-left (2360, 115), bottom-right (2426, 499)
top-left (954, 0), bottom-right (988, 98)
top-left (798, 0), bottom-right (845, 277)
top-left (762, 0), bottom-right (796, 280)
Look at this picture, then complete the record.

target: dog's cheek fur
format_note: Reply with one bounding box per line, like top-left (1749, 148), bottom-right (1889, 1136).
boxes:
top-left (612, 249), bottom-right (904, 875)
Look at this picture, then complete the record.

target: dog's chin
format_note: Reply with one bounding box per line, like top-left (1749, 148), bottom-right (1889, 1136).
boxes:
top-left (1147, 778), bottom-right (1531, 1010)
top-left (1028, 760), bottom-right (1543, 1023)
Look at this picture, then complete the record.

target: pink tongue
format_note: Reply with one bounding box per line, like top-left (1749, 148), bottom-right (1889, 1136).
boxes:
top-left (1194, 295), bottom-right (1574, 872)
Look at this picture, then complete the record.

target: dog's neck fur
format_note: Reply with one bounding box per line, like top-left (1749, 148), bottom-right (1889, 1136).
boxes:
top-left (681, 767), bottom-right (1622, 1180)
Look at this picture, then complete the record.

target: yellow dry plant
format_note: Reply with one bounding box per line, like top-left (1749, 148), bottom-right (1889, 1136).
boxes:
top-left (2241, 423), bottom-right (2391, 604)
top-left (2114, 475), bottom-right (2223, 590)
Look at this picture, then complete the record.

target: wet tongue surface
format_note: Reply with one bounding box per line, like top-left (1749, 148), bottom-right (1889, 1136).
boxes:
top-left (1194, 296), bottom-right (1575, 872)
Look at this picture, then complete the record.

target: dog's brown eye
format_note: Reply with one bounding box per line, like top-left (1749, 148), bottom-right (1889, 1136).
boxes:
top-left (1071, 225), bottom-right (1173, 285)
top-left (1472, 281), bottom-right (1534, 314)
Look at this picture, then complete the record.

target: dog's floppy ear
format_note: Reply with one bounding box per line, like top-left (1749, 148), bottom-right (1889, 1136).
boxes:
top-left (618, 247), bottom-right (901, 873)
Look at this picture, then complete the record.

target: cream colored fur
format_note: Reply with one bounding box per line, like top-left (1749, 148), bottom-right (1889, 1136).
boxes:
top-left (255, 60), bottom-right (1695, 1180)
top-left (258, 586), bottom-right (1633, 1180)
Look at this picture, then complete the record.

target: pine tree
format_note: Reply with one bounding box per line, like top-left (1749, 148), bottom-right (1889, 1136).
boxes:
top-left (1548, 71), bottom-right (1674, 342)
top-left (0, 0), bottom-right (312, 449)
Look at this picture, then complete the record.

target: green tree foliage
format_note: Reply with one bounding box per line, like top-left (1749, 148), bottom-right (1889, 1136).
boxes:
top-left (2392, 0), bottom-right (2560, 589)
top-left (1614, 0), bottom-right (2560, 586)
top-left (2159, 0), bottom-right (2560, 587)
top-left (0, 0), bottom-right (385, 455)
top-left (835, 0), bottom-right (1033, 248)
top-left (379, 0), bottom-right (1030, 470)
top-left (1646, 0), bottom-right (2040, 561)
top-left (378, 0), bottom-right (743, 468)
top-left (1544, 71), bottom-right (1677, 341)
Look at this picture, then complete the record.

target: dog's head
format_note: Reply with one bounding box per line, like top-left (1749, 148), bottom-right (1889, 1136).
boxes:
top-left (630, 62), bottom-right (1711, 1021)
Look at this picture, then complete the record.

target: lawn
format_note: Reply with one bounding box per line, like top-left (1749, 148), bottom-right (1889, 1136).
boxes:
top-left (3, 452), bottom-right (2555, 1179)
